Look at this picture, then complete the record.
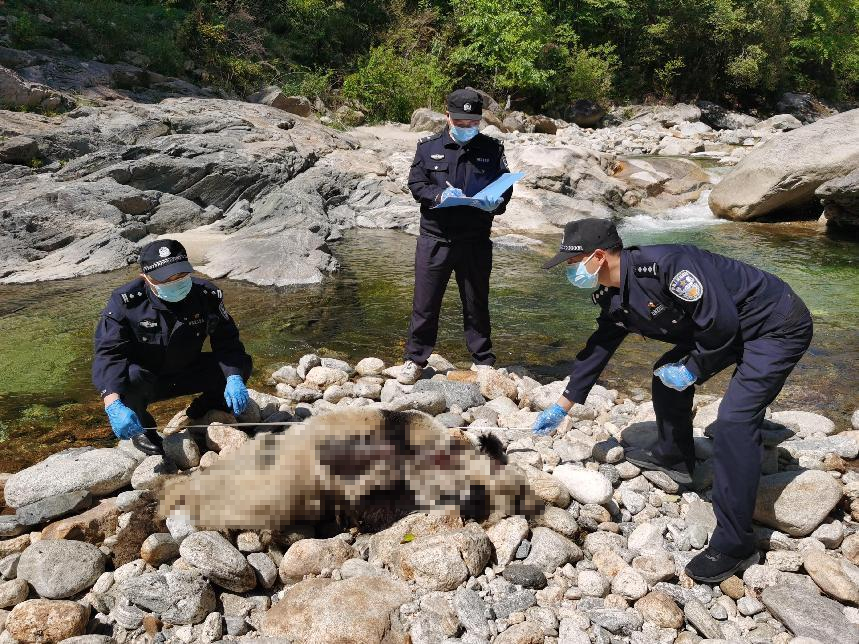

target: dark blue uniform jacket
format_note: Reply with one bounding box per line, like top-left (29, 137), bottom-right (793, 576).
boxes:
top-left (92, 277), bottom-right (250, 398)
top-left (564, 244), bottom-right (798, 403)
top-left (407, 127), bottom-right (513, 241)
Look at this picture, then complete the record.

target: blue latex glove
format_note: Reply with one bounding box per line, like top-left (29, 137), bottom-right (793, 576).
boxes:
top-left (654, 362), bottom-right (697, 391)
top-left (532, 403), bottom-right (568, 436)
top-left (105, 400), bottom-right (145, 439)
top-left (224, 374), bottom-right (249, 415)
top-left (476, 196), bottom-right (504, 212)
top-left (440, 186), bottom-right (464, 202)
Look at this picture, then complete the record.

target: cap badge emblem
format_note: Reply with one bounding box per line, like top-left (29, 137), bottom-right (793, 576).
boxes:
top-left (464, 102), bottom-right (472, 111)
top-left (158, 246), bottom-right (170, 258)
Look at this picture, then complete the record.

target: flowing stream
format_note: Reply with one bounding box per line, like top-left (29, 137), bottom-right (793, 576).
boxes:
top-left (0, 199), bottom-right (856, 472)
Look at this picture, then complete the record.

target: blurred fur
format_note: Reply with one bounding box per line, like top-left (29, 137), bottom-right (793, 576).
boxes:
top-left (159, 409), bottom-right (542, 533)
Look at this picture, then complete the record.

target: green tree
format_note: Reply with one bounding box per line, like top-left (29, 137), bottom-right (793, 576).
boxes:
top-left (448, 0), bottom-right (554, 96)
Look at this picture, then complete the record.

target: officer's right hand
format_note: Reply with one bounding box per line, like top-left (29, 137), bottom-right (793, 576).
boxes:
top-left (440, 186), bottom-right (464, 201)
top-left (105, 400), bottom-right (145, 439)
top-left (532, 403), bottom-right (568, 436)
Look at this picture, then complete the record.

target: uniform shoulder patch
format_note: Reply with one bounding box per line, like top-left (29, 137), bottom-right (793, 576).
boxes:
top-left (591, 285), bottom-right (613, 306)
top-left (418, 132), bottom-right (442, 144)
top-left (634, 262), bottom-right (659, 278)
top-left (669, 269), bottom-right (704, 302)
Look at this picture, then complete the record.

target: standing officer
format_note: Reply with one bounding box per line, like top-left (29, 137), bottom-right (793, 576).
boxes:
top-left (92, 239), bottom-right (253, 454)
top-left (532, 219), bottom-right (813, 583)
top-left (398, 88), bottom-right (514, 384)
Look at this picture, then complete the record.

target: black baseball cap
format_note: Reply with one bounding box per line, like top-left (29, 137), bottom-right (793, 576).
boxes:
top-left (139, 239), bottom-right (194, 281)
top-left (447, 88), bottom-right (483, 120)
top-left (542, 218), bottom-right (623, 269)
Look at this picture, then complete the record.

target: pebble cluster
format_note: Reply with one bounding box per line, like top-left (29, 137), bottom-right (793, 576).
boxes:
top-left (1, 354), bottom-right (858, 644)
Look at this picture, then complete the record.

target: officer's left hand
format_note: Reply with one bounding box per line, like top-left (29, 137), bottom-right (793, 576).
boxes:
top-left (224, 375), bottom-right (249, 415)
top-left (475, 196), bottom-right (503, 212)
top-left (654, 362), bottom-right (697, 391)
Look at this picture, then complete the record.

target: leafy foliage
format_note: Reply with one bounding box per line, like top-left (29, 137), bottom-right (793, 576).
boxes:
top-left (4, 0), bottom-right (858, 119)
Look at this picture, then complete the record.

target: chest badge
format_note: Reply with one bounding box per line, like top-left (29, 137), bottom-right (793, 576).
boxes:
top-left (476, 157), bottom-right (490, 163)
top-left (431, 154), bottom-right (445, 160)
top-left (138, 319), bottom-right (158, 329)
top-left (669, 270), bottom-right (704, 302)
top-left (648, 302), bottom-right (668, 318)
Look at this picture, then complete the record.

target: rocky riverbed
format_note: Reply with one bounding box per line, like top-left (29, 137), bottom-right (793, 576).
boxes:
top-left (1, 356), bottom-right (859, 643)
top-left (2, 45), bottom-right (857, 288)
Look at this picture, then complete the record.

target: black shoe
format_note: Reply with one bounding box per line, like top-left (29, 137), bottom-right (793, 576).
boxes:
top-left (624, 446), bottom-right (693, 485)
top-left (132, 427), bottom-right (164, 456)
top-left (685, 547), bottom-right (759, 583)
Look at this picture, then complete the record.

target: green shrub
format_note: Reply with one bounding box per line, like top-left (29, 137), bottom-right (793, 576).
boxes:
top-left (343, 45), bottom-right (452, 122)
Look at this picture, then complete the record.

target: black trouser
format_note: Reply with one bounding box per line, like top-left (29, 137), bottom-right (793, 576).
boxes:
top-left (123, 353), bottom-right (253, 427)
top-left (650, 291), bottom-right (813, 557)
top-left (405, 235), bottom-right (495, 366)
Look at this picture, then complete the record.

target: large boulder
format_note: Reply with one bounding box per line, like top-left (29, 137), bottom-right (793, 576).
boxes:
top-left (247, 87), bottom-right (313, 117)
top-left (696, 100), bottom-right (759, 130)
top-left (709, 109), bottom-right (859, 221)
top-left (262, 575), bottom-right (411, 643)
top-left (410, 108), bottom-right (447, 133)
top-left (816, 167), bottom-right (859, 230)
top-left (775, 92), bottom-right (831, 124)
top-left (0, 65), bottom-right (74, 112)
top-left (564, 100), bottom-right (606, 128)
top-left (753, 470), bottom-right (843, 536)
top-left (762, 583), bottom-right (859, 644)
top-left (3, 448), bottom-right (138, 508)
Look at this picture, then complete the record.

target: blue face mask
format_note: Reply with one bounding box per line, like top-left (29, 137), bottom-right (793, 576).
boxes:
top-left (450, 125), bottom-right (479, 144)
top-left (566, 252), bottom-right (601, 289)
top-left (152, 275), bottom-right (192, 302)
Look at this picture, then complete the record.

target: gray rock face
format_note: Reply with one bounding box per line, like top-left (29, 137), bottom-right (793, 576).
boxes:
top-left (413, 380), bottom-right (486, 411)
top-left (122, 570), bottom-right (216, 625)
top-left (761, 583), bottom-right (859, 644)
top-left (817, 167), bottom-right (859, 230)
top-left (710, 108), bottom-right (859, 221)
top-left (16, 540), bottom-right (105, 599)
top-left (0, 96), bottom-right (353, 285)
top-left (0, 65), bottom-right (74, 112)
top-left (178, 531), bottom-right (256, 592)
top-left (15, 490), bottom-right (93, 527)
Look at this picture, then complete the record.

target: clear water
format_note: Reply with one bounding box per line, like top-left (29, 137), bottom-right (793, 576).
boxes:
top-left (0, 197), bottom-right (857, 472)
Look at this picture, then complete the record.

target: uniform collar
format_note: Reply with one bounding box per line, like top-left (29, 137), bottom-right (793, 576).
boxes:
top-left (145, 282), bottom-right (170, 311)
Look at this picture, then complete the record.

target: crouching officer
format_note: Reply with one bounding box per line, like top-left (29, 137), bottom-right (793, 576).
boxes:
top-left (398, 88), bottom-right (514, 384)
top-left (92, 239), bottom-right (253, 454)
top-left (532, 219), bottom-right (813, 583)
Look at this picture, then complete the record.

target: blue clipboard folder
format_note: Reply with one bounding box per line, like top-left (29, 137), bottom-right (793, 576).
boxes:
top-left (433, 172), bottom-right (525, 209)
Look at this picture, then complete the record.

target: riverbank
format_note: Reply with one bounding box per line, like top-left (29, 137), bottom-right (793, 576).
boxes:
top-left (1, 358), bottom-right (859, 642)
top-left (1, 220), bottom-right (857, 474)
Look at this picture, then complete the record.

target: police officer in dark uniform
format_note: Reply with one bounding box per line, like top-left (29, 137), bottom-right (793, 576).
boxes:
top-left (398, 88), bottom-right (514, 384)
top-left (93, 239), bottom-right (253, 454)
top-left (532, 219), bottom-right (813, 583)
